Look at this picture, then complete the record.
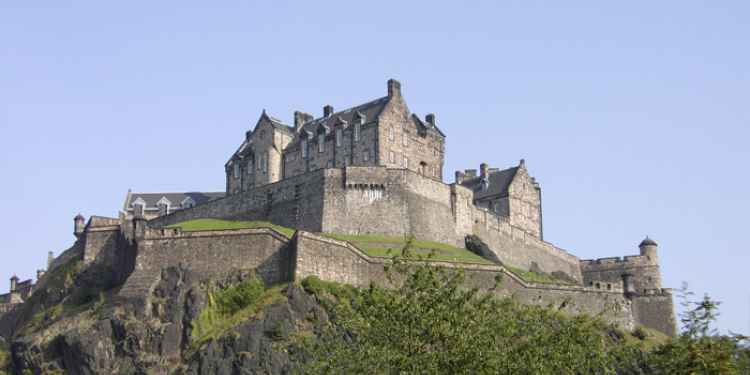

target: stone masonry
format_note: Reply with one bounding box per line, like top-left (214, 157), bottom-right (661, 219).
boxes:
top-left (1, 79), bottom-right (676, 338)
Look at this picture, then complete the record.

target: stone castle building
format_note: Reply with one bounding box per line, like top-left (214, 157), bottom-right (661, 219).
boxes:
top-left (0, 79), bottom-right (676, 337)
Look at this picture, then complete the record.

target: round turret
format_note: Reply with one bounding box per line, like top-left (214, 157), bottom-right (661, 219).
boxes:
top-left (74, 214), bottom-right (85, 237)
top-left (638, 236), bottom-right (659, 263)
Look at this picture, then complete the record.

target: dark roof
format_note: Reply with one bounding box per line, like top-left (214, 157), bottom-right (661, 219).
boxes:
top-left (298, 96), bottom-right (390, 135)
top-left (459, 167), bottom-right (519, 200)
top-left (639, 237), bottom-right (658, 247)
top-left (124, 192), bottom-right (225, 210)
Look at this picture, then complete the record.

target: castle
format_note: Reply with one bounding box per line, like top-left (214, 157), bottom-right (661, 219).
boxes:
top-left (0, 79), bottom-right (676, 337)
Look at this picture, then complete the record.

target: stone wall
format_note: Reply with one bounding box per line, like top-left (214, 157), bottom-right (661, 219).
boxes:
top-left (293, 231), bottom-right (641, 332)
top-left (152, 165), bottom-right (584, 282)
top-left (150, 169), bottom-right (328, 232)
top-left (581, 254), bottom-right (662, 293)
top-left (118, 227), bottom-right (293, 311)
top-left (631, 290), bottom-right (677, 337)
top-left (376, 84), bottom-right (445, 179)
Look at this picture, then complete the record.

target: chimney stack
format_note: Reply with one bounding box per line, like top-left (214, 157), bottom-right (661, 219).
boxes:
top-left (455, 171), bottom-right (465, 184)
top-left (387, 79), bottom-right (401, 98)
top-left (480, 163), bottom-right (489, 179)
top-left (425, 113), bottom-right (435, 126)
top-left (74, 214), bottom-right (85, 238)
top-left (323, 105), bottom-right (334, 117)
top-left (294, 111), bottom-right (313, 132)
top-left (9, 275), bottom-right (18, 293)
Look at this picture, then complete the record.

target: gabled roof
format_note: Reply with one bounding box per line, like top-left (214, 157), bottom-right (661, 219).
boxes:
top-left (411, 114), bottom-right (446, 138)
top-left (296, 96), bottom-right (390, 137)
top-left (459, 167), bottom-right (519, 200)
top-left (124, 192), bottom-right (225, 211)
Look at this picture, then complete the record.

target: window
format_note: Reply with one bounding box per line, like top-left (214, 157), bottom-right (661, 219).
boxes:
top-left (354, 123), bottom-right (360, 142)
top-left (247, 159), bottom-right (254, 174)
top-left (389, 151), bottom-right (395, 164)
top-left (336, 128), bottom-right (342, 147)
top-left (301, 138), bottom-right (308, 158)
top-left (388, 127), bottom-right (394, 141)
top-left (403, 156), bottom-right (409, 169)
top-left (363, 150), bottom-right (370, 162)
top-left (402, 131), bottom-right (408, 147)
top-left (261, 153), bottom-right (268, 173)
top-left (318, 133), bottom-right (325, 153)
top-left (233, 163), bottom-right (240, 179)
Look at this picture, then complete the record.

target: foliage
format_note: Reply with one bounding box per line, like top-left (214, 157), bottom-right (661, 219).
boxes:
top-left (166, 218), bottom-right (296, 238)
top-left (301, 256), bottom-right (641, 374)
top-left (190, 277), bottom-right (284, 351)
top-left (645, 283), bottom-right (750, 374)
top-left (299, 252), bottom-right (750, 374)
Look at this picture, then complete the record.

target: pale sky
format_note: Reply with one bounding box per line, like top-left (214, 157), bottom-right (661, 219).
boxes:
top-left (1, 1), bottom-right (748, 335)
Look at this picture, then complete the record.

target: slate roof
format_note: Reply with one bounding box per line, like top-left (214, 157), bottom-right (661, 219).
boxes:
top-left (459, 167), bottom-right (519, 200)
top-left (123, 192), bottom-right (225, 210)
top-left (296, 96), bottom-right (389, 136)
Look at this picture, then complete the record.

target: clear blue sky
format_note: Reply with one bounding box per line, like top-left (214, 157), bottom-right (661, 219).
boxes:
top-left (1, 2), bottom-right (748, 335)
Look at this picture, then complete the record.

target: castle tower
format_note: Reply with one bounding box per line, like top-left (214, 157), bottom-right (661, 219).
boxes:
top-left (74, 213), bottom-right (86, 238)
top-left (639, 237), bottom-right (659, 265)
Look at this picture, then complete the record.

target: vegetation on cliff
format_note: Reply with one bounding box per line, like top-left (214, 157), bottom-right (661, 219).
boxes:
top-left (299, 256), bottom-right (750, 374)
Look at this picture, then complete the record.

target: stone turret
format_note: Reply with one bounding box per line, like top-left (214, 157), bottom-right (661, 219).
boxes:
top-left (74, 213), bottom-right (85, 238)
top-left (639, 237), bottom-right (659, 265)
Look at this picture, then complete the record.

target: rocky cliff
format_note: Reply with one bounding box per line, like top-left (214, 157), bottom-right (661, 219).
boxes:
top-left (1, 248), bottom-right (331, 375)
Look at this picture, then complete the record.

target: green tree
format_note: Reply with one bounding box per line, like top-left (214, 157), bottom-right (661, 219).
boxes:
top-left (302, 247), bottom-right (636, 374)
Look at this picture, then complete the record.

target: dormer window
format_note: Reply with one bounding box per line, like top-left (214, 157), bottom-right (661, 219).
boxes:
top-left (131, 197), bottom-right (146, 217)
top-left (181, 196), bottom-right (196, 209)
top-left (157, 197), bottom-right (171, 216)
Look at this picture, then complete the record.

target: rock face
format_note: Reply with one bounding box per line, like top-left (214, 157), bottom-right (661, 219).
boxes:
top-left (6, 262), bottom-right (330, 375)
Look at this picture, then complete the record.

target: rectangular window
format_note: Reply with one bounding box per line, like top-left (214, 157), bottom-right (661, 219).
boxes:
top-left (354, 123), bottom-right (360, 142)
top-left (363, 150), bottom-right (370, 162)
top-left (389, 151), bottom-right (395, 164)
top-left (301, 139), bottom-right (308, 158)
top-left (233, 163), bottom-right (240, 179)
top-left (318, 134), bottom-right (325, 153)
top-left (403, 156), bottom-right (409, 169)
top-left (388, 127), bottom-right (394, 141)
top-left (336, 128), bottom-right (342, 147)
top-left (402, 131), bottom-right (408, 147)
top-left (261, 153), bottom-right (268, 173)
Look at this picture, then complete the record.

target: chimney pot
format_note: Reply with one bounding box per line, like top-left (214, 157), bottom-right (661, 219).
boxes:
top-left (480, 163), bottom-right (489, 179)
top-left (425, 113), bottom-right (435, 126)
top-left (455, 171), bottom-right (465, 184)
top-left (323, 105), bottom-right (334, 117)
top-left (387, 79), bottom-right (401, 97)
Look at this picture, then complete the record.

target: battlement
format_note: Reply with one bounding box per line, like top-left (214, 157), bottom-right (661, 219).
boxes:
top-left (580, 254), bottom-right (652, 268)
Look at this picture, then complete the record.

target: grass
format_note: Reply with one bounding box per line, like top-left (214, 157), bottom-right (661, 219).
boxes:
top-left (505, 265), bottom-right (572, 285)
top-left (165, 219), bottom-right (296, 238)
top-left (321, 233), bottom-right (494, 265)
top-left (189, 278), bottom-right (286, 352)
